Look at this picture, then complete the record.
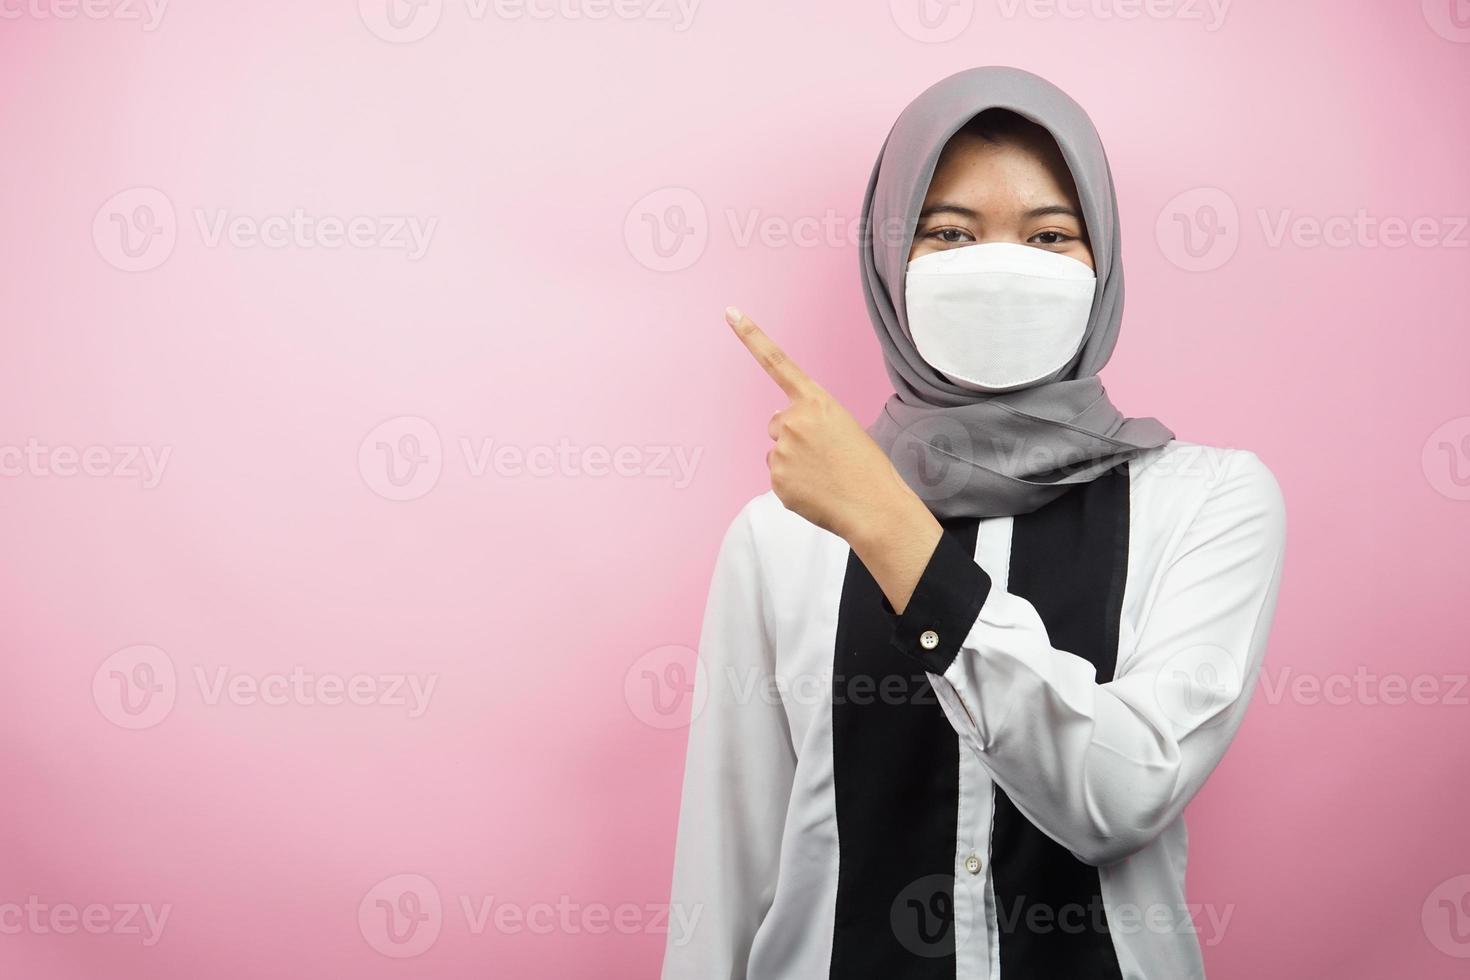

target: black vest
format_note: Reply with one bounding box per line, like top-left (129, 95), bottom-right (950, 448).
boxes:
top-left (829, 465), bottom-right (1131, 979)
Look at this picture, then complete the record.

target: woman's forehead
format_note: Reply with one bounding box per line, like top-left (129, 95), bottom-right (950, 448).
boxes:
top-left (924, 135), bottom-right (1083, 213)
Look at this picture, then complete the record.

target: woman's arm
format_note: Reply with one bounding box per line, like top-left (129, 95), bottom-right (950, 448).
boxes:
top-left (661, 500), bottom-right (797, 980)
top-left (881, 450), bottom-right (1287, 866)
top-left (722, 305), bottom-right (943, 615)
top-left (721, 306), bottom-right (1287, 867)
top-left (846, 489), bottom-right (944, 614)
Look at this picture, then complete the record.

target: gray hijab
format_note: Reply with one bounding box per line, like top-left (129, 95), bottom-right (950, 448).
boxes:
top-left (862, 66), bottom-right (1174, 519)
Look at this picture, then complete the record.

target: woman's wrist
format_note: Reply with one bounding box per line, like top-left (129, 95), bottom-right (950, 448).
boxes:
top-left (845, 486), bottom-right (938, 551)
top-left (844, 482), bottom-right (944, 614)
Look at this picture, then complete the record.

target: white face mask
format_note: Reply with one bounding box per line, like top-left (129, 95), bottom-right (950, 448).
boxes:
top-left (904, 241), bottom-right (1097, 392)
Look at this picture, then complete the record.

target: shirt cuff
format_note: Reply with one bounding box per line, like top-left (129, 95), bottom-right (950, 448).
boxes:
top-left (881, 527), bottom-right (993, 674)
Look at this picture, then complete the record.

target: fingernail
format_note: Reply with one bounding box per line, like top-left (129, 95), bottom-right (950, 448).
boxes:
top-left (724, 306), bottom-right (743, 326)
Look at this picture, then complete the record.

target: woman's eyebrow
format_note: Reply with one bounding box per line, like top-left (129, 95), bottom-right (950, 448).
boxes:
top-left (1025, 204), bottom-right (1081, 220)
top-left (918, 202), bottom-right (977, 221)
top-left (918, 202), bottom-right (1081, 221)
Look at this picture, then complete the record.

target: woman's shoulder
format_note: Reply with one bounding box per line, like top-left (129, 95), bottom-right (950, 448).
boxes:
top-left (720, 439), bottom-right (1286, 556)
top-left (1129, 438), bottom-right (1287, 541)
top-left (1130, 438), bottom-right (1282, 491)
top-left (728, 489), bottom-right (834, 546)
top-left (718, 489), bottom-right (845, 572)
top-left (708, 491), bottom-right (848, 616)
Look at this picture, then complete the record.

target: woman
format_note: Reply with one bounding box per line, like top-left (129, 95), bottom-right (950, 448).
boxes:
top-left (661, 66), bottom-right (1286, 980)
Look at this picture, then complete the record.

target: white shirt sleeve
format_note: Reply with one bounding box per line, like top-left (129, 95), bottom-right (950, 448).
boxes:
top-left (661, 499), bottom-right (797, 980)
top-left (894, 450), bottom-right (1287, 867)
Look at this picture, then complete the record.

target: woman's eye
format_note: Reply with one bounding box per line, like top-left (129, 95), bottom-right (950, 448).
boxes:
top-left (1031, 230), bottom-right (1074, 246)
top-left (928, 227), bottom-right (973, 244)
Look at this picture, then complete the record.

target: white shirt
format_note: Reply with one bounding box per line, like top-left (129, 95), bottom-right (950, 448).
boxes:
top-left (661, 439), bottom-right (1287, 980)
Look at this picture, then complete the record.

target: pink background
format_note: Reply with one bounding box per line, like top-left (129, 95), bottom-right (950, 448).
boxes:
top-left (2, 1), bottom-right (1468, 976)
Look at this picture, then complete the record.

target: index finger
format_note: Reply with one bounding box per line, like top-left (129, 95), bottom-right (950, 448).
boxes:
top-left (724, 306), bottom-right (812, 399)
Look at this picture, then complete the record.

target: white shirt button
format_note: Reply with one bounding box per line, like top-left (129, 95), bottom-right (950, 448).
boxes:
top-left (919, 629), bottom-right (940, 651)
top-left (964, 853), bottom-right (982, 875)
